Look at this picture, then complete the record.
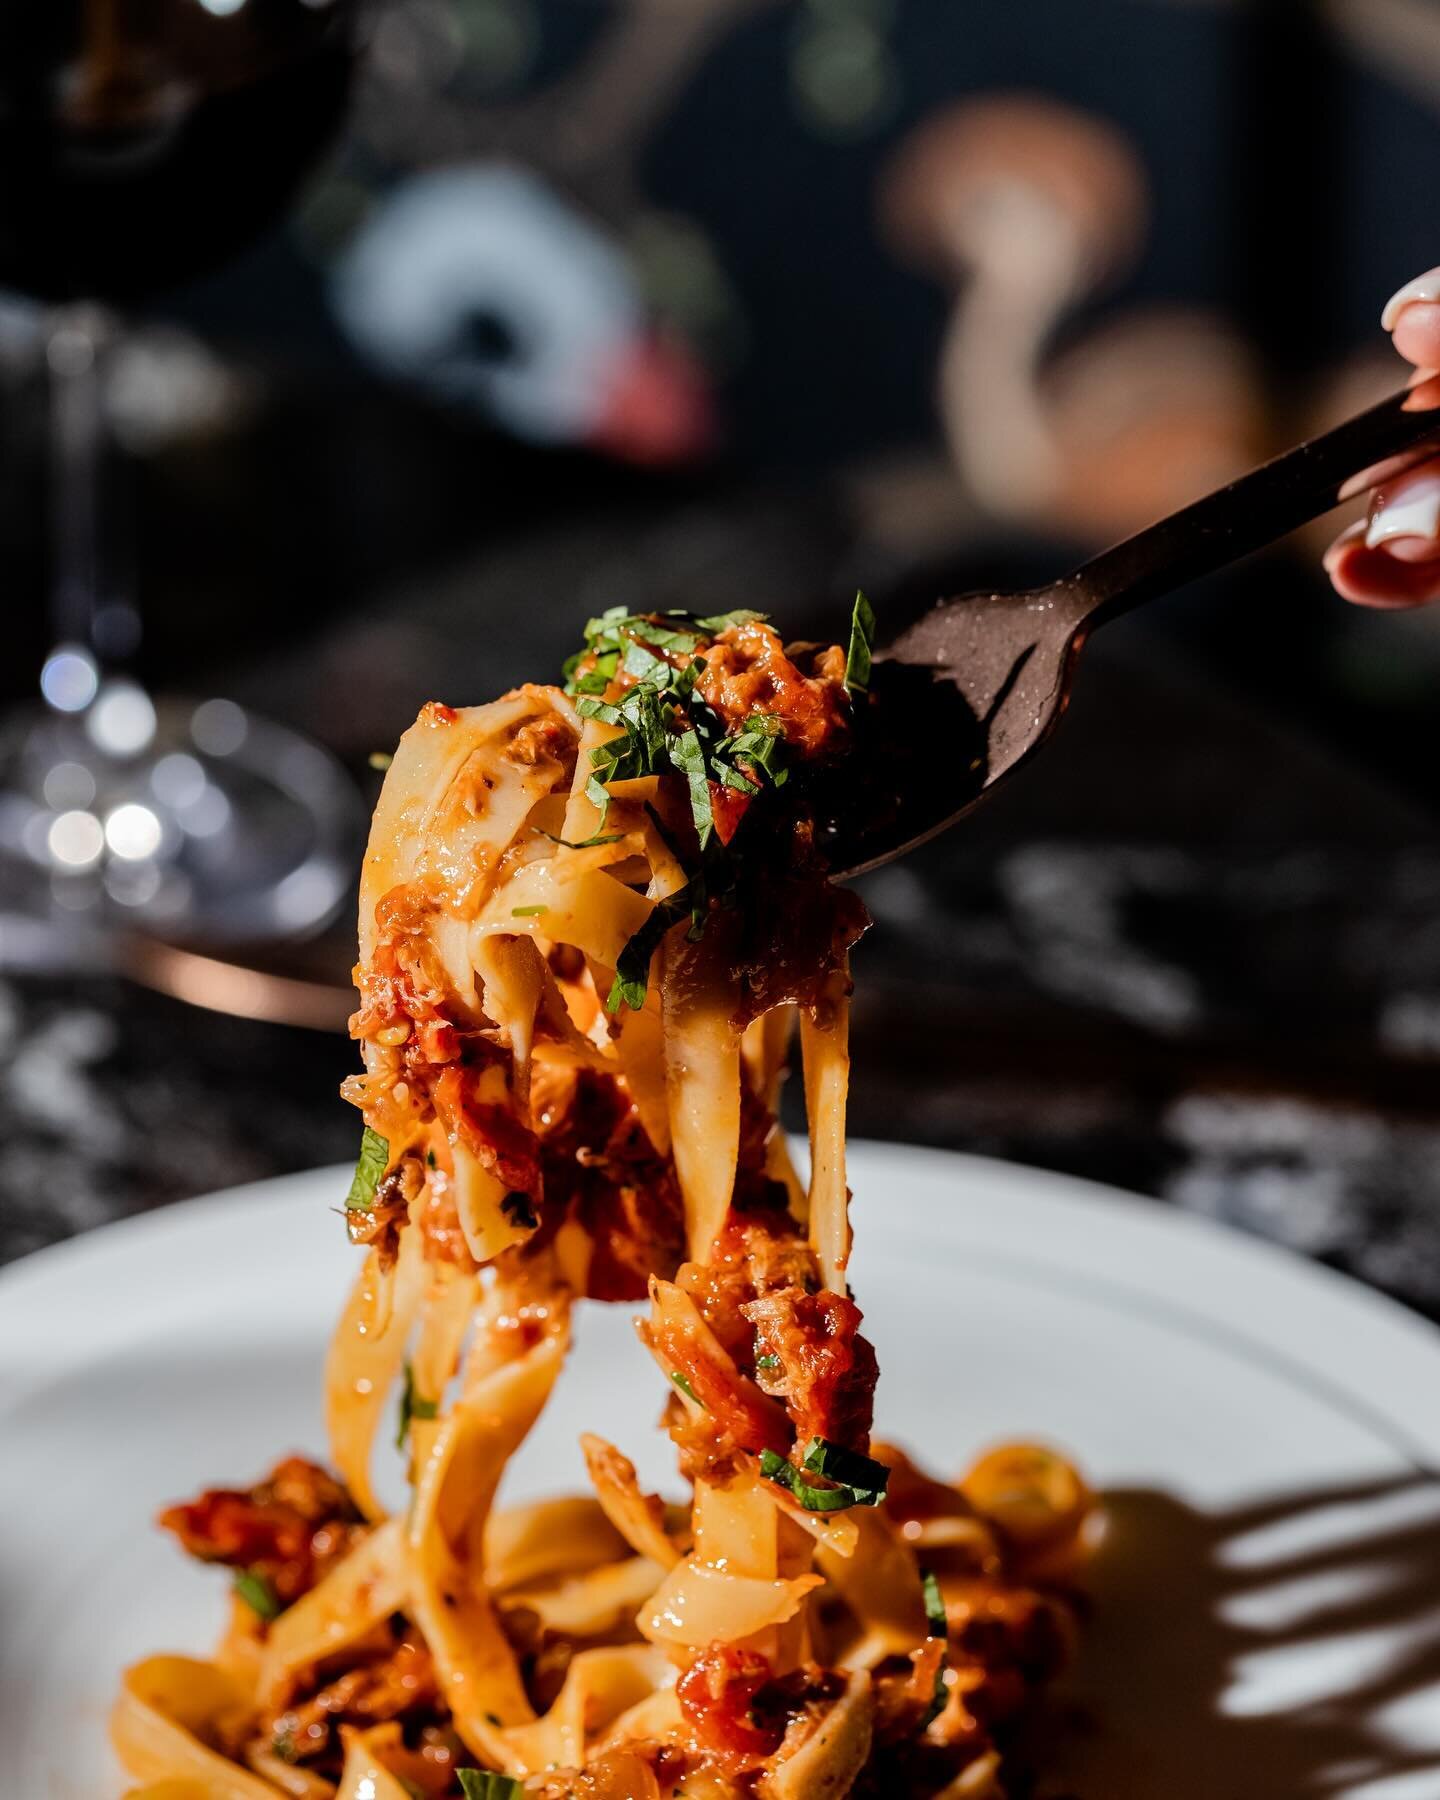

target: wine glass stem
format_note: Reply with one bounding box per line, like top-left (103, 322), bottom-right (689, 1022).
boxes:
top-left (45, 303), bottom-right (135, 680)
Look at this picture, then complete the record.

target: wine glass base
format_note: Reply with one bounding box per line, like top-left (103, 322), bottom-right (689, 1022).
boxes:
top-left (0, 696), bottom-right (365, 959)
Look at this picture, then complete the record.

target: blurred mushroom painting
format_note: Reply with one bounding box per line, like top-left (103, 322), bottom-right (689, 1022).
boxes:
top-left (876, 94), bottom-right (1262, 542)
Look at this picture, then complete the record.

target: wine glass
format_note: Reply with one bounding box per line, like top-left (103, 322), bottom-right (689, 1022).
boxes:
top-left (0, 0), bottom-right (366, 953)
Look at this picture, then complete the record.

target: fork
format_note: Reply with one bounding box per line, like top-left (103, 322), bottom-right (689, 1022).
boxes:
top-left (825, 381), bottom-right (1440, 878)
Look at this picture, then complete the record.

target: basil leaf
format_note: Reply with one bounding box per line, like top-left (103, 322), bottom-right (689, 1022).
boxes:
top-left (845, 590), bottom-right (876, 695)
top-left (576, 695), bottom-right (624, 725)
top-left (233, 1569), bottom-right (282, 1621)
top-left (510, 905), bottom-right (548, 918)
top-left (755, 1353), bottom-right (781, 1371)
top-left (670, 1371), bottom-right (704, 1407)
top-left (534, 827), bottom-right (625, 851)
top-left (920, 1566), bottom-right (947, 1638)
top-left (919, 1565), bottom-right (950, 1724)
top-left (669, 727), bottom-right (714, 849)
top-left (345, 1126), bottom-right (389, 1212)
top-left (801, 1436), bottom-right (891, 1505)
top-left (396, 1358), bottom-right (439, 1451)
top-left (607, 882), bottom-right (696, 1013)
top-left (759, 1438), bottom-right (891, 1513)
top-left (457, 1772), bottom-right (524, 1800)
top-left (696, 607), bottom-right (766, 634)
top-left (758, 1448), bottom-right (862, 1513)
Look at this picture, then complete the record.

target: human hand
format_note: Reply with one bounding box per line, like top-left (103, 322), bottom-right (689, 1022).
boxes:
top-left (1325, 270), bottom-right (1440, 607)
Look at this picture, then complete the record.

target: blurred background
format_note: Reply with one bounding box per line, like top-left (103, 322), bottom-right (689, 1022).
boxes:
top-left (2, 0), bottom-right (1440, 1320)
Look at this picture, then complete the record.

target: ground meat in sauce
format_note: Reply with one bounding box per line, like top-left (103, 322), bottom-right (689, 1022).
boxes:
top-left (869, 1643), bottom-right (947, 1745)
top-left (677, 1644), bottom-right (782, 1758)
top-left (346, 1152), bottom-right (421, 1268)
top-left (677, 1208), bottom-right (819, 1362)
top-left (158, 1457), bottom-right (364, 1608)
top-left (695, 623), bottom-right (850, 761)
top-left (261, 1626), bottom-right (442, 1766)
top-left (523, 1067), bottom-right (686, 1302)
top-left (743, 1286), bottom-right (879, 1453)
top-left (506, 708), bottom-right (578, 770)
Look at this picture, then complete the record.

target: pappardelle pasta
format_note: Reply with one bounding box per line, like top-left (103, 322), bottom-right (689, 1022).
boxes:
top-left (115, 604), bottom-right (1095, 1800)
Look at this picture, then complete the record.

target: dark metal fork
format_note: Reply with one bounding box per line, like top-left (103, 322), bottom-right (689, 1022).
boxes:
top-left (824, 382), bottom-right (1440, 878)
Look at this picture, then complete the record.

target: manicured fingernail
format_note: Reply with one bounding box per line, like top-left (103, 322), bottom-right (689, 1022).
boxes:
top-left (1382, 268), bottom-right (1440, 331)
top-left (1323, 521), bottom-right (1366, 571)
top-left (1366, 471), bottom-right (1440, 548)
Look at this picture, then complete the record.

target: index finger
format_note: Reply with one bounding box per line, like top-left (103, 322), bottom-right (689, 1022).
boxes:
top-left (1383, 268), bottom-right (1440, 369)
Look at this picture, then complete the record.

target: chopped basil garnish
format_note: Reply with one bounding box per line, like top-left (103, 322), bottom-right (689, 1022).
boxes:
top-left (755, 1353), bottom-right (781, 1371)
top-left (606, 878), bottom-right (700, 1013)
top-left (845, 590), bottom-right (876, 695)
top-left (558, 602), bottom-right (860, 1011)
top-left (669, 726), bottom-right (714, 849)
top-left (396, 1358), bottom-right (439, 1451)
top-left (233, 1569), bottom-right (282, 1621)
top-left (457, 1773), bottom-right (523, 1800)
top-left (562, 609), bottom-right (791, 849)
top-left (510, 905), bottom-right (548, 918)
top-left (920, 1565), bottom-right (950, 1723)
top-left (345, 1126), bottom-right (389, 1211)
top-left (801, 1436), bottom-right (891, 1502)
top-left (921, 1566), bottom-right (947, 1638)
top-left (670, 1371), bottom-right (703, 1407)
top-left (759, 1437), bottom-right (891, 1512)
top-left (534, 827), bottom-right (626, 850)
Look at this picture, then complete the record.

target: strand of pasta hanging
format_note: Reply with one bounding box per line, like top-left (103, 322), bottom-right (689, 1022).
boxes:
top-left (115, 601), bottom-right (1096, 1800)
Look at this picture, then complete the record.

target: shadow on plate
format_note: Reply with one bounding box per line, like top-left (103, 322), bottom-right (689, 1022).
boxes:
top-left (1047, 1474), bottom-right (1440, 1797)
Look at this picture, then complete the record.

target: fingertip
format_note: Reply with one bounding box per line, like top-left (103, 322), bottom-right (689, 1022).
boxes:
top-left (1326, 532), bottom-right (1440, 607)
top-left (1381, 267), bottom-right (1440, 331)
top-left (1392, 305), bottom-right (1440, 372)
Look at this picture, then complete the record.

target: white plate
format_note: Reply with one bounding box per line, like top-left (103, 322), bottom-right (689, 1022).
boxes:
top-left (4, 1145), bottom-right (1440, 1800)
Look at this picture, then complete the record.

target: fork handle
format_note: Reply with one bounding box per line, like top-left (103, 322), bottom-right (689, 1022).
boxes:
top-left (1072, 384), bottom-right (1440, 623)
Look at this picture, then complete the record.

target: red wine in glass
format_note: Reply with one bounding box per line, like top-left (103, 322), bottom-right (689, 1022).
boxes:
top-left (0, 0), bottom-right (359, 301)
top-left (0, 0), bottom-right (366, 949)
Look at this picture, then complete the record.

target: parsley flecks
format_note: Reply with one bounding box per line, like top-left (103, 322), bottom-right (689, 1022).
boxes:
top-left (511, 905), bottom-right (548, 918)
top-left (345, 1125), bottom-right (389, 1212)
top-left (802, 1436), bottom-right (891, 1502)
top-left (920, 1566), bottom-right (947, 1639)
top-left (714, 712), bottom-right (788, 793)
top-left (759, 1437), bottom-right (891, 1513)
top-left (565, 610), bottom-right (789, 855)
top-left (606, 880), bottom-right (699, 1013)
top-left (755, 1352), bottom-right (781, 1372)
top-left (759, 1449), bottom-right (856, 1512)
top-left (669, 727), bottom-right (714, 849)
top-left (500, 1191), bottom-right (539, 1231)
top-left (457, 1772), bottom-right (524, 1800)
top-left (919, 1565), bottom-right (950, 1724)
top-left (396, 1358), bottom-right (439, 1451)
top-left (670, 1370), bottom-right (704, 1407)
top-left (534, 826), bottom-right (626, 850)
top-left (559, 602), bottom-right (860, 1012)
top-left (845, 590), bottom-right (876, 695)
top-left (233, 1569), bottom-right (282, 1621)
